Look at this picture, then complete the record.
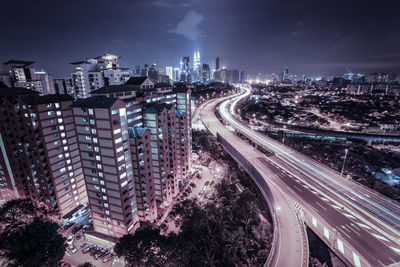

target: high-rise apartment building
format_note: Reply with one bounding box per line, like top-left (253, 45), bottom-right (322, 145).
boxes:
top-left (70, 54), bottom-right (134, 99)
top-left (0, 77), bottom-right (191, 238)
top-left (0, 83), bottom-right (88, 216)
top-left (2, 60), bottom-right (55, 95)
top-left (71, 97), bottom-right (140, 237)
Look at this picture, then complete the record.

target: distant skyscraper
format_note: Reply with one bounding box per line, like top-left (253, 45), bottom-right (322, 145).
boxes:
top-left (135, 65), bottom-right (141, 76)
top-left (181, 57), bottom-right (190, 83)
top-left (282, 66), bottom-right (289, 81)
top-left (165, 66), bottom-right (173, 82)
top-left (148, 64), bottom-right (158, 83)
top-left (173, 67), bottom-right (181, 82)
top-left (239, 70), bottom-right (245, 83)
top-left (193, 51), bottom-right (201, 82)
top-left (215, 57), bottom-right (220, 71)
top-left (182, 57), bottom-right (190, 73)
top-left (230, 70), bottom-right (239, 83)
top-left (141, 64), bottom-right (149, 77)
top-left (202, 64), bottom-right (210, 82)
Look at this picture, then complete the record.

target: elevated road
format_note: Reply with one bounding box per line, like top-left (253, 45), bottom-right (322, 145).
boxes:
top-left (199, 96), bottom-right (309, 267)
top-left (215, 86), bottom-right (400, 267)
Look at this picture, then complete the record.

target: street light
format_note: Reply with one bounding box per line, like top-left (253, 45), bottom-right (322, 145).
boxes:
top-left (340, 148), bottom-right (348, 176)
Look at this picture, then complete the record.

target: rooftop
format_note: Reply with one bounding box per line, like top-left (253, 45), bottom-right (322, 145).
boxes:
top-left (0, 87), bottom-right (39, 96)
top-left (71, 96), bottom-right (119, 108)
top-left (128, 126), bottom-right (147, 138)
top-left (144, 103), bottom-right (172, 113)
top-left (3, 60), bottom-right (35, 66)
top-left (21, 94), bottom-right (74, 105)
top-left (91, 85), bottom-right (141, 95)
top-left (94, 53), bottom-right (120, 60)
top-left (125, 77), bottom-right (149, 86)
top-left (175, 110), bottom-right (186, 117)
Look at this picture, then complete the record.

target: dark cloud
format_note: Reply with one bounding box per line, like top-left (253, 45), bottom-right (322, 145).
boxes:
top-left (0, 0), bottom-right (399, 77)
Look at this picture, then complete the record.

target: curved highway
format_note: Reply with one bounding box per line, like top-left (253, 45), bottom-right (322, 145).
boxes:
top-left (198, 95), bottom-right (309, 267)
top-left (218, 86), bottom-right (400, 267)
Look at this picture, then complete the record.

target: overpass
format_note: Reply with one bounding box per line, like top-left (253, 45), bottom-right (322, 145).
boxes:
top-left (199, 97), bottom-right (309, 267)
top-left (205, 87), bottom-right (400, 267)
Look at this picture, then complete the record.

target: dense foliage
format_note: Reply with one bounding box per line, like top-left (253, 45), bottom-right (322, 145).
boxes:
top-left (0, 199), bottom-right (66, 266)
top-left (115, 130), bottom-right (272, 266)
top-left (115, 179), bottom-right (272, 267)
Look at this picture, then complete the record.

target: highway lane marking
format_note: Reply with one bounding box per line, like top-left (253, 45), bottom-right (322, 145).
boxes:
top-left (339, 229), bottom-right (352, 240)
top-left (356, 222), bottom-right (371, 230)
top-left (372, 234), bottom-right (389, 242)
top-left (310, 190), bottom-right (319, 195)
top-left (293, 185), bottom-right (303, 192)
top-left (223, 110), bottom-right (400, 247)
top-left (350, 223), bottom-right (361, 231)
top-left (315, 202), bottom-right (327, 211)
top-left (343, 213), bottom-right (356, 219)
top-left (390, 246), bottom-right (400, 254)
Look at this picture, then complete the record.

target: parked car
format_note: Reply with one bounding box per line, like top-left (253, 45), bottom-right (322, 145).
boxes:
top-left (102, 253), bottom-right (115, 263)
top-left (80, 242), bottom-right (89, 249)
top-left (72, 224), bottom-right (84, 234)
top-left (90, 247), bottom-right (101, 257)
top-left (98, 251), bottom-right (110, 259)
top-left (66, 235), bottom-right (74, 245)
top-left (82, 244), bottom-right (96, 254)
top-left (68, 245), bottom-right (78, 254)
top-left (94, 248), bottom-right (108, 260)
top-left (190, 182), bottom-right (196, 188)
top-left (63, 221), bottom-right (76, 230)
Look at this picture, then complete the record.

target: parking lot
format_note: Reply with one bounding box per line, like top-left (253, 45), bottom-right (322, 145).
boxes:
top-left (58, 207), bottom-right (124, 267)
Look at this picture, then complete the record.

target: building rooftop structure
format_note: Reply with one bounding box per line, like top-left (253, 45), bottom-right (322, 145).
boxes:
top-left (125, 77), bottom-right (150, 86)
top-left (21, 94), bottom-right (74, 105)
top-left (71, 96), bottom-right (119, 108)
top-left (3, 60), bottom-right (35, 66)
top-left (144, 103), bottom-right (172, 113)
top-left (0, 87), bottom-right (40, 96)
top-left (128, 126), bottom-right (147, 138)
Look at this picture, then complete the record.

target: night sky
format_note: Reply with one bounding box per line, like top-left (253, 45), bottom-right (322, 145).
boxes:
top-left (1, 0), bottom-right (399, 77)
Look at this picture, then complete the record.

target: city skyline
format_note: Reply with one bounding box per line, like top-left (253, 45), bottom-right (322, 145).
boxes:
top-left (1, 1), bottom-right (400, 266)
top-left (1, 0), bottom-right (400, 77)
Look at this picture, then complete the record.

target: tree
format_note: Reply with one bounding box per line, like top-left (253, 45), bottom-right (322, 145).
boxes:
top-left (1, 218), bottom-right (66, 267)
top-left (0, 199), bottom-right (65, 266)
top-left (114, 225), bottom-right (178, 267)
top-left (0, 199), bottom-right (56, 234)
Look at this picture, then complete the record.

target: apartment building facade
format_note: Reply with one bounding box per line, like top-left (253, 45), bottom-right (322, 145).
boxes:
top-left (70, 54), bottom-right (134, 99)
top-left (0, 77), bottom-right (191, 238)
top-left (0, 85), bottom-right (87, 215)
top-left (72, 97), bottom-right (140, 237)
